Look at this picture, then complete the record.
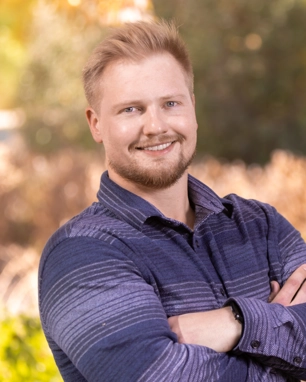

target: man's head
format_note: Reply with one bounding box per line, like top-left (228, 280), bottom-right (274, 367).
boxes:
top-left (83, 20), bottom-right (194, 110)
top-left (84, 21), bottom-right (198, 191)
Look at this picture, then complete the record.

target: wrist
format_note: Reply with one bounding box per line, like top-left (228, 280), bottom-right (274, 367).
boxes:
top-left (228, 301), bottom-right (244, 325)
top-left (225, 301), bottom-right (244, 349)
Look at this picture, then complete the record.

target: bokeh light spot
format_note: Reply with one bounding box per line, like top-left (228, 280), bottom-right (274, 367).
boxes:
top-left (35, 127), bottom-right (52, 145)
top-left (244, 33), bottom-right (262, 50)
top-left (67, 0), bottom-right (81, 6)
top-left (64, 182), bottom-right (78, 198)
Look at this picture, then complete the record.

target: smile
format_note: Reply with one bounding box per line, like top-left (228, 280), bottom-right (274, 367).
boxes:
top-left (138, 142), bottom-right (173, 151)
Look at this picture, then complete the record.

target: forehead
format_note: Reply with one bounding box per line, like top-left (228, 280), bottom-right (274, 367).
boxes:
top-left (97, 53), bottom-right (191, 99)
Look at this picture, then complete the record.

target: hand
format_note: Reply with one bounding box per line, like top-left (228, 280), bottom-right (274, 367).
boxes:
top-left (270, 264), bottom-right (306, 306)
top-left (168, 306), bottom-right (242, 352)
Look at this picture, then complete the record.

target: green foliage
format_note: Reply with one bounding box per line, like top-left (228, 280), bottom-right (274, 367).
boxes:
top-left (16, 2), bottom-right (105, 153)
top-left (0, 314), bottom-right (61, 381)
top-left (0, 0), bottom-right (36, 108)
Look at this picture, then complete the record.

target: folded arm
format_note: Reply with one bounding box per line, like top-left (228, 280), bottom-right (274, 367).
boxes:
top-left (168, 265), bottom-right (306, 379)
top-left (40, 237), bottom-right (275, 382)
top-left (169, 264), bottom-right (306, 348)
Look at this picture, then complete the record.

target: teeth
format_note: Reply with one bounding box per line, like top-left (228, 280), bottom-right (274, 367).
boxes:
top-left (145, 142), bottom-right (172, 151)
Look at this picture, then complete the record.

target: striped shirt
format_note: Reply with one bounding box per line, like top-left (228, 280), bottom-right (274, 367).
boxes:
top-left (39, 171), bottom-right (306, 381)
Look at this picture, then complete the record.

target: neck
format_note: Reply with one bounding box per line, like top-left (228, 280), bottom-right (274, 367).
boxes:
top-left (109, 171), bottom-right (195, 229)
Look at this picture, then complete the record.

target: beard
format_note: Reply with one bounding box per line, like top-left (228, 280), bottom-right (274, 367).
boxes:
top-left (108, 136), bottom-right (196, 190)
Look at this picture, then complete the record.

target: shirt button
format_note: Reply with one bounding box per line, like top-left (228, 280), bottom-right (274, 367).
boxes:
top-left (195, 239), bottom-right (200, 247)
top-left (293, 356), bottom-right (302, 364)
top-left (251, 340), bottom-right (260, 349)
top-left (220, 288), bottom-right (226, 296)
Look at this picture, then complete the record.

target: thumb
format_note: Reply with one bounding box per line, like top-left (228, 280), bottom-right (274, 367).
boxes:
top-left (268, 280), bottom-right (280, 303)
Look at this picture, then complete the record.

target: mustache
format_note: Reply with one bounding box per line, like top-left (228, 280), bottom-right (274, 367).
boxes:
top-left (130, 134), bottom-right (185, 150)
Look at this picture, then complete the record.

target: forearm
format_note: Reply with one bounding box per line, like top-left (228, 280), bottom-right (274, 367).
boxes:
top-left (169, 276), bottom-right (306, 380)
top-left (168, 306), bottom-right (242, 352)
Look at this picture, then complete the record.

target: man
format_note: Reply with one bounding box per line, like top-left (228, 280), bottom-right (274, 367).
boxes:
top-left (39, 21), bottom-right (306, 381)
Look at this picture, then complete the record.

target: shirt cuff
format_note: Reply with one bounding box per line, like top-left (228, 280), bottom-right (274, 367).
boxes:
top-left (223, 297), bottom-right (306, 370)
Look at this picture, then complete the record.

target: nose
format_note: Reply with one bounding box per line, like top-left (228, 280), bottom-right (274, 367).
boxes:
top-left (142, 107), bottom-right (168, 136)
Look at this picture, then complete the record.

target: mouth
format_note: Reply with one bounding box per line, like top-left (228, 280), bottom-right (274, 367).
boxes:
top-left (136, 141), bottom-right (174, 151)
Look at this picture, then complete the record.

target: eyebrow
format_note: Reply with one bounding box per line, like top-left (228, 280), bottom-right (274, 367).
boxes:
top-left (159, 94), bottom-right (188, 101)
top-left (112, 100), bottom-right (142, 109)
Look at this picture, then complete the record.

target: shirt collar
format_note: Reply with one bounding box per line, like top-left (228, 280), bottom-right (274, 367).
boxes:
top-left (97, 171), bottom-right (230, 230)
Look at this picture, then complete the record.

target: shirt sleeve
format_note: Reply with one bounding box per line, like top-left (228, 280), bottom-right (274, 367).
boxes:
top-left (228, 207), bottom-right (306, 380)
top-left (39, 236), bottom-right (274, 382)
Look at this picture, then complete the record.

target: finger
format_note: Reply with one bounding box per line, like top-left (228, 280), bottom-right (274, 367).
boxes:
top-left (272, 265), bottom-right (306, 306)
top-left (268, 280), bottom-right (280, 302)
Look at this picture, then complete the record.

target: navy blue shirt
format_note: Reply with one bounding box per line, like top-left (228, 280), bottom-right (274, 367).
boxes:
top-left (39, 172), bottom-right (306, 381)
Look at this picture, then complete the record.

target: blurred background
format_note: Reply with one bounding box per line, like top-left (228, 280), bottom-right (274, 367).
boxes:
top-left (1, 0), bottom-right (306, 379)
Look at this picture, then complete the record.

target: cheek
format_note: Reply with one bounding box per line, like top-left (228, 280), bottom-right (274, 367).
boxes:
top-left (177, 116), bottom-right (198, 137)
top-left (116, 120), bottom-right (133, 135)
top-left (103, 123), bottom-right (136, 151)
top-left (115, 116), bottom-right (141, 136)
top-left (185, 120), bottom-right (198, 149)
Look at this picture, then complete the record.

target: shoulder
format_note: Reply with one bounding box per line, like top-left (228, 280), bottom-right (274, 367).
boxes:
top-left (38, 201), bottom-right (137, 282)
top-left (222, 193), bottom-right (301, 242)
top-left (222, 193), bottom-right (275, 218)
top-left (42, 200), bottom-right (133, 254)
top-left (38, 209), bottom-right (145, 311)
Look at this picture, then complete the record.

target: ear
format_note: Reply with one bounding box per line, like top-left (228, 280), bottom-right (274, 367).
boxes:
top-left (191, 93), bottom-right (196, 108)
top-left (86, 107), bottom-right (103, 143)
top-left (191, 94), bottom-right (198, 131)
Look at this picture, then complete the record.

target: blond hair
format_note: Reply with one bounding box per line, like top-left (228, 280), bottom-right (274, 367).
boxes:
top-left (82, 20), bottom-right (194, 108)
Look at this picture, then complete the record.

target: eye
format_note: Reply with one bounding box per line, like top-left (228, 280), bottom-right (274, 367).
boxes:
top-left (124, 107), bottom-right (136, 113)
top-left (166, 101), bottom-right (177, 107)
